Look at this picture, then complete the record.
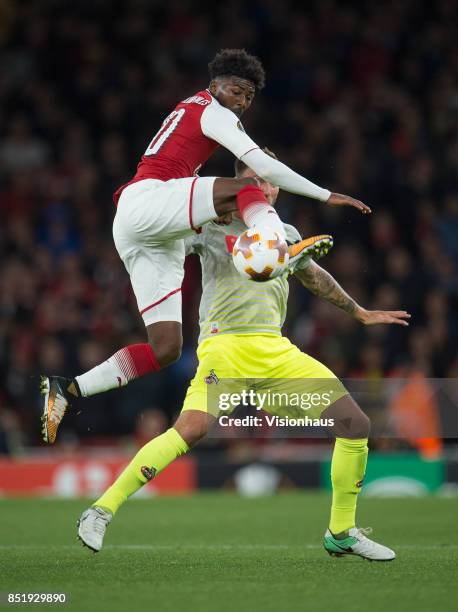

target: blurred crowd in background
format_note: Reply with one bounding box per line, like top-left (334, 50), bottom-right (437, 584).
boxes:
top-left (0, 0), bottom-right (457, 453)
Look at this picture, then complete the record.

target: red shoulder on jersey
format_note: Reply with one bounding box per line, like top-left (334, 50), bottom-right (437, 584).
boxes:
top-left (113, 90), bottom-right (219, 205)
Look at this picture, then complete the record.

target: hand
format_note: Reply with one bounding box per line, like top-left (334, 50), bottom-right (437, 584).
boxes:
top-left (215, 213), bottom-right (233, 225)
top-left (326, 192), bottom-right (372, 214)
top-left (355, 307), bottom-right (411, 326)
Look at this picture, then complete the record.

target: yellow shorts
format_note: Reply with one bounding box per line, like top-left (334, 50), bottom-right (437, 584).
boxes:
top-left (181, 334), bottom-right (347, 419)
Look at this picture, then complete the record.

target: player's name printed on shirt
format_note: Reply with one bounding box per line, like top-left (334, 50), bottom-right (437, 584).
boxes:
top-left (182, 95), bottom-right (211, 106)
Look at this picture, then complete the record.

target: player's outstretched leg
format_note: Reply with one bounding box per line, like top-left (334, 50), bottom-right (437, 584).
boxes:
top-left (77, 410), bottom-right (210, 552)
top-left (321, 396), bottom-right (395, 561)
top-left (40, 342), bottom-right (162, 444)
top-left (40, 322), bottom-right (181, 443)
top-left (215, 178), bottom-right (334, 270)
top-left (213, 178), bottom-right (287, 237)
top-left (288, 234), bottom-right (333, 268)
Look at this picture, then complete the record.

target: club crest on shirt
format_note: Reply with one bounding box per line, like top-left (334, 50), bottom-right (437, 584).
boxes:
top-left (356, 479), bottom-right (364, 488)
top-left (237, 121), bottom-right (246, 132)
top-left (204, 369), bottom-right (219, 385)
top-left (225, 235), bottom-right (237, 253)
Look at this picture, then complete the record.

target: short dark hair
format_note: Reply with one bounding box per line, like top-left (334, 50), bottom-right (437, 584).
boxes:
top-left (208, 48), bottom-right (266, 91)
top-left (235, 147), bottom-right (277, 177)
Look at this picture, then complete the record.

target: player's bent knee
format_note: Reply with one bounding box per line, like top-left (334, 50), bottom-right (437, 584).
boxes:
top-left (213, 176), bottom-right (258, 216)
top-left (153, 341), bottom-right (182, 367)
top-left (174, 411), bottom-right (210, 447)
top-left (322, 395), bottom-right (371, 439)
top-left (146, 321), bottom-right (183, 368)
top-left (344, 410), bottom-right (370, 439)
top-left (358, 412), bottom-right (371, 438)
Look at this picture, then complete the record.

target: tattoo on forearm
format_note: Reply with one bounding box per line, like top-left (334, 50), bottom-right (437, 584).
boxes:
top-left (297, 264), bottom-right (358, 315)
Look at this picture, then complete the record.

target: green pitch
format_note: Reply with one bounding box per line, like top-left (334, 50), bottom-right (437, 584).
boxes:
top-left (0, 492), bottom-right (456, 612)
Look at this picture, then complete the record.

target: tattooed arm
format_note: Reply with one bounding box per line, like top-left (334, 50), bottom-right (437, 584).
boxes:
top-left (294, 261), bottom-right (410, 326)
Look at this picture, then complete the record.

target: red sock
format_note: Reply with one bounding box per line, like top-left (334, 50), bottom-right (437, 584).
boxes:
top-left (236, 185), bottom-right (285, 236)
top-left (117, 343), bottom-right (161, 379)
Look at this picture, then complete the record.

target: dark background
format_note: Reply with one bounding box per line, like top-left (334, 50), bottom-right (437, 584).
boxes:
top-left (0, 0), bottom-right (457, 451)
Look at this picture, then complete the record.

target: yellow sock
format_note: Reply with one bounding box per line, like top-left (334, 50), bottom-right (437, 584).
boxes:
top-left (329, 437), bottom-right (368, 534)
top-left (95, 428), bottom-right (189, 515)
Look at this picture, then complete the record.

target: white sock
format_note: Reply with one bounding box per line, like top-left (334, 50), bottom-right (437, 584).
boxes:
top-left (241, 203), bottom-right (285, 238)
top-left (75, 358), bottom-right (128, 397)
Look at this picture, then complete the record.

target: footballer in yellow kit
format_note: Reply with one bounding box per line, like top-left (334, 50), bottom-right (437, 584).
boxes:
top-left (182, 333), bottom-right (346, 420)
top-left (79, 150), bottom-right (410, 560)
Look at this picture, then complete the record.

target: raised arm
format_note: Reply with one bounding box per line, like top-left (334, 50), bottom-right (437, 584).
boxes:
top-left (241, 149), bottom-right (371, 214)
top-left (295, 260), bottom-right (410, 326)
top-left (201, 101), bottom-right (371, 214)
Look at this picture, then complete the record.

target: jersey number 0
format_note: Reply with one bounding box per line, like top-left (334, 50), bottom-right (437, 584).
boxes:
top-left (144, 108), bottom-right (186, 156)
